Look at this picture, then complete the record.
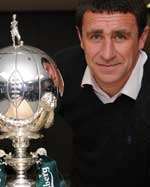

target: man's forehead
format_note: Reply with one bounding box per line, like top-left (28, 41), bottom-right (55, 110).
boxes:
top-left (83, 11), bottom-right (138, 34)
top-left (83, 11), bottom-right (137, 25)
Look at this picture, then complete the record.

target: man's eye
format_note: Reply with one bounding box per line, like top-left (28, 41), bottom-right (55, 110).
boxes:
top-left (113, 33), bottom-right (127, 42)
top-left (90, 34), bottom-right (103, 41)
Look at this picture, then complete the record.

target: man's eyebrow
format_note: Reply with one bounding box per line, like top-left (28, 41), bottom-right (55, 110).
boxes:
top-left (86, 29), bottom-right (136, 37)
top-left (86, 29), bottom-right (103, 35)
top-left (112, 29), bottom-right (132, 35)
top-left (114, 29), bottom-right (128, 32)
top-left (87, 29), bottom-right (130, 34)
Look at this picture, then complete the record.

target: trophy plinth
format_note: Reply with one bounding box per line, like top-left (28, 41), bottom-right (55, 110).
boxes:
top-left (0, 14), bottom-right (64, 187)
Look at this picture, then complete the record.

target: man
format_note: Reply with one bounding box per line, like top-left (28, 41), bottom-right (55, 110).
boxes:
top-left (52, 0), bottom-right (150, 186)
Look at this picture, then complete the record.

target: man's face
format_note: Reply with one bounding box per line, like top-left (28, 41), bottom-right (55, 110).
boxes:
top-left (78, 11), bottom-right (148, 95)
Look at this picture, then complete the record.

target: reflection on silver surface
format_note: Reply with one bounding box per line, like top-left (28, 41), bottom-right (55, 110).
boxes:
top-left (0, 45), bottom-right (64, 128)
top-left (0, 14), bottom-right (64, 187)
top-left (0, 37), bottom-right (64, 187)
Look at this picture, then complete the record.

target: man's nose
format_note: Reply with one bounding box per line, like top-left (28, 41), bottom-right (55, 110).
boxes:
top-left (100, 39), bottom-right (116, 61)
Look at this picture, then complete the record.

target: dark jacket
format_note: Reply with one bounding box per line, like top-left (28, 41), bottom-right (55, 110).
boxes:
top-left (54, 45), bottom-right (150, 187)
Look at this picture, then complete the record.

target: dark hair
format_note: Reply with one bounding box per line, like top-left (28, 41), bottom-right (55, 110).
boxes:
top-left (76, 0), bottom-right (148, 36)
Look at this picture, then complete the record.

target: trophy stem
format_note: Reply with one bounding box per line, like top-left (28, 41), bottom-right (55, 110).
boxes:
top-left (7, 173), bottom-right (35, 187)
top-left (6, 130), bottom-right (36, 187)
top-left (13, 136), bottom-right (29, 157)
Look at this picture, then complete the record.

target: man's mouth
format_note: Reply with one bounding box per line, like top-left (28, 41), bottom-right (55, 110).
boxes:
top-left (96, 63), bottom-right (121, 67)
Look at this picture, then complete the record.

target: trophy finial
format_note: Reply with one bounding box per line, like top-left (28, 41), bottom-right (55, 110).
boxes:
top-left (10, 14), bottom-right (24, 48)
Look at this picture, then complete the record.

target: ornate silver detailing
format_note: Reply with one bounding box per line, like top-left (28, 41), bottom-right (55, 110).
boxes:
top-left (8, 70), bottom-right (24, 106)
top-left (10, 14), bottom-right (23, 48)
top-left (0, 14), bottom-right (64, 187)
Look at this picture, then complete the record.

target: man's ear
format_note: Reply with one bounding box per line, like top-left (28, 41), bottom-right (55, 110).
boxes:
top-left (139, 26), bottom-right (150, 50)
top-left (76, 26), bottom-right (84, 49)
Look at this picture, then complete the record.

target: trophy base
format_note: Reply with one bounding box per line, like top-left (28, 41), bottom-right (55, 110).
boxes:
top-left (7, 178), bottom-right (35, 187)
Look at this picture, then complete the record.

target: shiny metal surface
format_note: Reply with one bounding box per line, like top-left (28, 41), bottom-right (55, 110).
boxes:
top-left (0, 44), bottom-right (64, 187)
top-left (0, 14), bottom-right (64, 187)
top-left (0, 44), bottom-right (64, 129)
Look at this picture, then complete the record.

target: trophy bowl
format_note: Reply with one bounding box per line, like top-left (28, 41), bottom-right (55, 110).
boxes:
top-left (0, 14), bottom-right (64, 187)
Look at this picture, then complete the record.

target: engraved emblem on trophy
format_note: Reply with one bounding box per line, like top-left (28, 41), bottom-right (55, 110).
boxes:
top-left (0, 14), bottom-right (64, 186)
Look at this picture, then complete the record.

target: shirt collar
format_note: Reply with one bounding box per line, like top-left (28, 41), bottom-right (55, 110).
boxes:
top-left (81, 50), bottom-right (148, 103)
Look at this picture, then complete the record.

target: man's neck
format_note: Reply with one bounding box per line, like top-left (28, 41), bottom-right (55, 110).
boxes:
top-left (94, 75), bottom-right (130, 97)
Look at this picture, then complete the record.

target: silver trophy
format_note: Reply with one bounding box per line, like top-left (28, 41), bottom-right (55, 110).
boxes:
top-left (0, 14), bottom-right (64, 186)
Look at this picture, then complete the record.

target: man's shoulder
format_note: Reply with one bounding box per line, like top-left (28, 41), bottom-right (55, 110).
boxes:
top-left (53, 45), bottom-right (85, 66)
top-left (55, 45), bottom-right (83, 55)
top-left (52, 45), bottom-right (86, 81)
top-left (144, 53), bottom-right (150, 71)
top-left (54, 45), bottom-right (83, 56)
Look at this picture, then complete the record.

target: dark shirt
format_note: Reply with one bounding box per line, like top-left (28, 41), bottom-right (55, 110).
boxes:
top-left (54, 46), bottom-right (150, 186)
